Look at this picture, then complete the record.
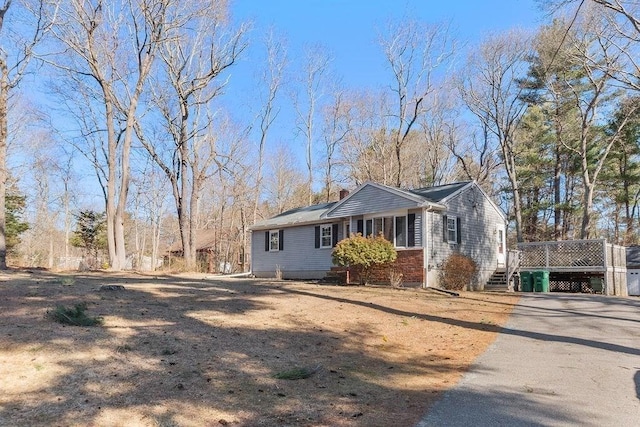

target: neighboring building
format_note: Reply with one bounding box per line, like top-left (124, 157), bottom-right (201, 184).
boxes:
top-left (626, 246), bottom-right (640, 296)
top-left (166, 229), bottom-right (242, 273)
top-left (250, 181), bottom-right (507, 289)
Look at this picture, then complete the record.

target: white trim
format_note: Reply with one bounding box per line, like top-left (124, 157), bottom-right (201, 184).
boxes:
top-left (447, 216), bottom-right (458, 244)
top-left (440, 181), bottom-right (507, 222)
top-left (344, 218), bottom-right (351, 239)
top-left (423, 208), bottom-right (429, 288)
top-left (438, 181), bottom-right (474, 204)
top-left (394, 215), bottom-right (408, 248)
top-left (320, 224), bottom-right (332, 249)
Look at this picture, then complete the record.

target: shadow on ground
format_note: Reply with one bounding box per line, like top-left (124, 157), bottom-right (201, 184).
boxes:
top-left (0, 270), bottom-right (511, 427)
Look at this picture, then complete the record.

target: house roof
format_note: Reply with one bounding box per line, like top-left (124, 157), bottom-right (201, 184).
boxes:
top-left (627, 245), bottom-right (640, 266)
top-left (251, 201), bottom-right (338, 230)
top-left (408, 181), bottom-right (472, 203)
top-left (167, 229), bottom-right (218, 253)
top-left (251, 180), bottom-right (507, 230)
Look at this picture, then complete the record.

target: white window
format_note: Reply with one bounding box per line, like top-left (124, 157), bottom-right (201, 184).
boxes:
top-left (447, 217), bottom-right (457, 243)
top-left (269, 230), bottom-right (279, 251)
top-left (320, 224), bottom-right (332, 248)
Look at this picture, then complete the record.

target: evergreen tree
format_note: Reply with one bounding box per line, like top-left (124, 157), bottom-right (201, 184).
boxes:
top-left (70, 211), bottom-right (107, 269)
top-left (5, 192), bottom-right (29, 255)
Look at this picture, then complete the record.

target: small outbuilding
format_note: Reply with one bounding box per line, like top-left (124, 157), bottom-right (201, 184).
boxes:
top-left (626, 246), bottom-right (640, 296)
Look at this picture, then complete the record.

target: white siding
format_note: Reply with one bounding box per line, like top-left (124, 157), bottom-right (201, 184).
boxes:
top-left (326, 184), bottom-right (421, 218)
top-left (427, 185), bottom-right (505, 289)
top-left (251, 222), bottom-right (343, 279)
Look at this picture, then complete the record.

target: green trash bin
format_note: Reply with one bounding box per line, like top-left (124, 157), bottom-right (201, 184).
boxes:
top-left (589, 276), bottom-right (603, 293)
top-left (533, 270), bottom-right (550, 292)
top-left (520, 271), bottom-right (533, 292)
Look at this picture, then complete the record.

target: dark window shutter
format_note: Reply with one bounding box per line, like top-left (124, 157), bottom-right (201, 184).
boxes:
top-left (315, 226), bottom-right (320, 248)
top-left (357, 219), bottom-right (363, 235)
top-left (408, 213), bottom-right (416, 247)
top-left (442, 215), bottom-right (448, 242)
top-left (456, 218), bottom-right (462, 244)
top-left (332, 224), bottom-right (339, 247)
top-left (279, 230), bottom-right (284, 250)
top-left (265, 231), bottom-right (269, 251)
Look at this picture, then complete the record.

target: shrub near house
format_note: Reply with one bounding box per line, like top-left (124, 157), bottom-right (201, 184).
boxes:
top-left (440, 252), bottom-right (478, 290)
top-left (332, 233), bottom-right (397, 285)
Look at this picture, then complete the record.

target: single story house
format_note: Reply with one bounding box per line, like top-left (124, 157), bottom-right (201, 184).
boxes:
top-left (250, 181), bottom-right (507, 289)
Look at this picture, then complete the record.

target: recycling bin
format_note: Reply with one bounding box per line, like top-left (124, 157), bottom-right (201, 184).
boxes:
top-left (520, 271), bottom-right (533, 292)
top-left (533, 270), bottom-right (550, 292)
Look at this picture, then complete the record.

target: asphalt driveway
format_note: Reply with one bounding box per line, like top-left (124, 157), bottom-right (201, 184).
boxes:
top-left (418, 294), bottom-right (640, 426)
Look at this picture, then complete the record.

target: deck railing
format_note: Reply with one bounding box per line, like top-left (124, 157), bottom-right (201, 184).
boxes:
top-left (506, 249), bottom-right (521, 289)
top-left (516, 239), bottom-right (627, 296)
top-left (517, 239), bottom-right (621, 271)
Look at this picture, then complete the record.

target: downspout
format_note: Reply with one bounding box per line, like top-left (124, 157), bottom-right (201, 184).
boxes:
top-left (423, 205), bottom-right (436, 288)
top-left (249, 230), bottom-right (253, 276)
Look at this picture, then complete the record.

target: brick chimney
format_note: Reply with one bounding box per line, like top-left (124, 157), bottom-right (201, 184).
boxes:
top-left (339, 189), bottom-right (350, 200)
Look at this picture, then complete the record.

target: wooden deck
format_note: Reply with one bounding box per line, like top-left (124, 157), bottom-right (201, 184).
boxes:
top-left (516, 239), bottom-right (627, 296)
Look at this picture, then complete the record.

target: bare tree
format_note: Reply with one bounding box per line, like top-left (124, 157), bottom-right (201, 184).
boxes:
top-left (0, 0), bottom-right (52, 268)
top-left (417, 86), bottom-right (459, 186)
top-left (458, 30), bottom-right (531, 242)
top-left (447, 121), bottom-right (502, 188)
top-left (252, 30), bottom-right (287, 224)
top-left (128, 159), bottom-right (168, 271)
top-left (340, 90), bottom-right (395, 186)
top-left (293, 44), bottom-right (331, 204)
top-left (263, 143), bottom-right (306, 215)
top-left (379, 19), bottom-right (455, 188)
top-left (319, 85), bottom-right (350, 201)
top-left (46, 0), bottom-right (170, 270)
top-left (137, 1), bottom-right (248, 270)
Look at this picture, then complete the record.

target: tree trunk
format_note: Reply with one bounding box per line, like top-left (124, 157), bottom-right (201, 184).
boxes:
top-left (0, 59), bottom-right (7, 269)
top-left (580, 173), bottom-right (596, 239)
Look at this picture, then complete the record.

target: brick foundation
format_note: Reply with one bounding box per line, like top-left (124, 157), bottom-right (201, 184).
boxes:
top-left (331, 249), bottom-right (424, 285)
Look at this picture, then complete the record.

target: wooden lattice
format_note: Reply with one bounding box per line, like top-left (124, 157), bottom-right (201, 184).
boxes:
top-left (550, 280), bottom-right (599, 293)
top-left (519, 240), bottom-right (606, 268)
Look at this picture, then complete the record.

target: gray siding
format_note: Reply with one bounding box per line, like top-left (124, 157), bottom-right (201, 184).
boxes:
top-left (426, 184), bottom-right (505, 289)
top-left (326, 184), bottom-right (421, 218)
top-left (251, 222), bottom-right (343, 279)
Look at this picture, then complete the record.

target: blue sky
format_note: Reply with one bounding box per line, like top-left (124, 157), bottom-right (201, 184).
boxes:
top-left (231, 0), bottom-right (543, 90)
top-left (225, 0), bottom-right (544, 178)
top-left (22, 1), bottom-right (546, 209)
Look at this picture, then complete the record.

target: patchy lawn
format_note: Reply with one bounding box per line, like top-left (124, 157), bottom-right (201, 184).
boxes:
top-left (0, 270), bottom-right (519, 426)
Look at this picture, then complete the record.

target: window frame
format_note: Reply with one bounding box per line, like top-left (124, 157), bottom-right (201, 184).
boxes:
top-left (363, 211), bottom-right (415, 248)
top-left (320, 224), bottom-right (333, 249)
top-left (269, 230), bottom-right (280, 252)
top-left (447, 216), bottom-right (458, 244)
top-left (395, 215), bottom-right (407, 248)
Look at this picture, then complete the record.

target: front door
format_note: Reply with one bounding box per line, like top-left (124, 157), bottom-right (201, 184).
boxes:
top-left (496, 224), bottom-right (506, 267)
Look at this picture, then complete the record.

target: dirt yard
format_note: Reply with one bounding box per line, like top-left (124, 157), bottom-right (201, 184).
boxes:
top-left (0, 270), bottom-right (519, 427)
